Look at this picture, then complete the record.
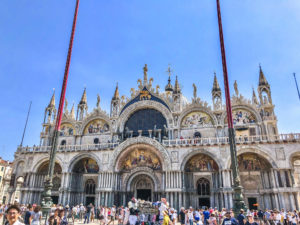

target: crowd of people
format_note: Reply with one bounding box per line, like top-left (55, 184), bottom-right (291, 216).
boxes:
top-left (0, 200), bottom-right (299, 225)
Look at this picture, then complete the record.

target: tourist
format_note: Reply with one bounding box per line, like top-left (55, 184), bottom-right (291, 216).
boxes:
top-left (80, 204), bottom-right (85, 222)
top-left (179, 207), bottom-right (185, 225)
top-left (203, 207), bottom-right (210, 225)
top-left (162, 210), bottom-right (172, 225)
top-left (90, 205), bottom-right (95, 223)
top-left (194, 209), bottom-right (202, 225)
top-left (208, 213), bottom-right (217, 225)
top-left (48, 209), bottom-right (60, 225)
top-left (237, 209), bottom-right (246, 225)
top-left (24, 205), bottom-right (33, 225)
top-left (245, 215), bottom-right (258, 225)
top-left (30, 206), bottom-right (41, 225)
top-left (6, 205), bottom-right (24, 225)
top-left (59, 209), bottom-right (68, 225)
top-left (123, 207), bottom-right (130, 225)
top-left (187, 207), bottom-right (194, 225)
top-left (221, 211), bottom-right (238, 225)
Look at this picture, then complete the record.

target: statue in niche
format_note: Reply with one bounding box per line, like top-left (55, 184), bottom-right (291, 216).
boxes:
top-left (153, 125), bottom-right (157, 138)
top-left (193, 83), bottom-right (197, 99)
top-left (96, 94), bottom-right (100, 108)
top-left (163, 124), bottom-right (168, 139)
top-left (263, 96), bottom-right (268, 105)
top-left (214, 96), bottom-right (221, 110)
top-left (124, 127), bottom-right (131, 139)
top-left (234, 80), bottom-right (239, 96)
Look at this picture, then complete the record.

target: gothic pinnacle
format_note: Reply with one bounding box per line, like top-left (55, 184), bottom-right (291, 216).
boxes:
top-left (259, 64), bottom-right (268, 86)
top-left (113, 83), bottom-right (120, 100)
top-left (79, 88), bottom-right (87, 105)
top-left (212, 72), bottom-right (221, 92)
top-left (48, 89), bottom-right (55, 108)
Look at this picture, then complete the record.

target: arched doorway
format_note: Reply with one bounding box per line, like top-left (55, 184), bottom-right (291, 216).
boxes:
top-left (184, 153), bottom-right (219, 208)
top-left (70, 157), bottom-right (99, 206)
top-left (196, 178), bottom-right (210, 208)
top-left (116, 144), bottom-right (164, 205)
top-left (130, 174), bottom-right (154, 201)
top-left (85, 179), bottom-right (96, 205)
top-left (36, 161), bottom-right (62, 204)
top-left (236, 153), bottom-right (272, 210)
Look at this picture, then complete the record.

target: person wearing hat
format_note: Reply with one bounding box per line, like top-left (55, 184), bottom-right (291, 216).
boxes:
top-left (221, 211), bottom-right (238, 225)
top-left (6, 205), bottom-right (24, 225)
top-left (237, 209), bottom-right (246, 225)
top-left (245, 214), bottom-right (258, 225)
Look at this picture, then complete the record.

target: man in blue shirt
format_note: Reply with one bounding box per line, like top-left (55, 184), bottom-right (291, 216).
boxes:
top-left (24, 205), bottom-right (33, 225)
top-left (222, 211), bottom-right (239, 225)
top-left (237, 209), bottom-right (246, 225)
top-left (203, 207), bottom-right (210, 225)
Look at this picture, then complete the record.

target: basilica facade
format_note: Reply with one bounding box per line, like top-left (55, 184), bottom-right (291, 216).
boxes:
top-left (9, 65), bottom-right (300, 210)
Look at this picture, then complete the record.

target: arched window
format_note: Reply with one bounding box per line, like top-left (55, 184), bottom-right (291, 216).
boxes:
top-left (194, 131), bottom-right (201, 138)
top-left (85, 179), bottom-right (95, 195)
top-left (94, 138), bottom-right (99, 144)
top-left (61, 140), bottom-right (66, 146)
top-left (197, 178), bottom-right (210, 196)
top-left (124, 109), bottom-right (167, 138)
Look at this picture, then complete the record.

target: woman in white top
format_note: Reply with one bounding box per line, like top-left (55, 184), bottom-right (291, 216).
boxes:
top-left (31, 206), bottom-right (42, 225)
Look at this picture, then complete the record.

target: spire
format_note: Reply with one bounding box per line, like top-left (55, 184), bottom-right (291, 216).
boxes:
top-left (165, 65), bottom-right (173, 92)
top-left (112, 83), bottom-right (120, 100)
top-left (70, 103), bottom-right (75, 119)
top-left (48, 89), bottom-right (55, 108)
top-left (165, 75), bottom-right (173, 92)
top-left (259, 64), bottom-right (268, 86)
top-left (252, 87), bottom-right (259, 105)
top-left (212, 72), bottom-right (221, 92)
top-left (173, 76), bottom-right (181, 94)
top-left (79, 88), bottom-right (87, 105)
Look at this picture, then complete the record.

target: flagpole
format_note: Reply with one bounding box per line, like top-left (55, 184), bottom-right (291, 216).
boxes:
top-left (216, 0), bottom-right (246, 215)
top-left (294, 73), bottom-right (300, 102)
top-left (20, 101), bottom-right (32, 147)
top-left (41, 0), bottom-right (80, 211)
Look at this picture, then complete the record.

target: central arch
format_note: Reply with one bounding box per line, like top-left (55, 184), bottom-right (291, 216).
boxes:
top-left (127, 173), bottom-right (155, 201)
top-left (110, 136), bottom-right (171, 171)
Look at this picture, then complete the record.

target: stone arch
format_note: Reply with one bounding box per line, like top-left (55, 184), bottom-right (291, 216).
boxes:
top-left (110, 136), bottom-right (171, 171)
top-left (32, 156), bottom-right (64, 173)
top-left (60, 122), bottom-right (76, 136)
top-left (68, 153), bottom-right (102, 173)
top-left (178, 106), bottom-right (218, 128)
top-left (289, 151), bottom-right (300, 187)
top-left (124, 168), bottom-right (160, 192)
top-left (225, 147), bottom-right (277, 170)
top-left (13, 160), bottom-right (25, 175)
top-left (221, 105), bottom-right (263, 126)
top-left (118, 101), bottom-right (174, 132)
top-left (36, 161), bottom-right (62, 175)
top-left (180, 149), bottom-right (222, 171)
top-left (288, 151), bottom-right (300, 168)
top-left (80, 117), bottom-right (111, 135)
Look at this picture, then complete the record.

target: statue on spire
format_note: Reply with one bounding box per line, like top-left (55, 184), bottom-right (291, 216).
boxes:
top-left (234, 80), bottom-right (239, 96)
top-left (96, 94), bottom-right (100, 108)
top-left (193, 83), bottom-right (197, 99)
top-left (143, 64), bottom-right (148, 85)
top-left (64, 99), bottom-right (68, 112)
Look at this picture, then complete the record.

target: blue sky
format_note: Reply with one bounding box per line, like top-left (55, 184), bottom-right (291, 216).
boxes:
top-left (0, 0), bottom-right (300, 161)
